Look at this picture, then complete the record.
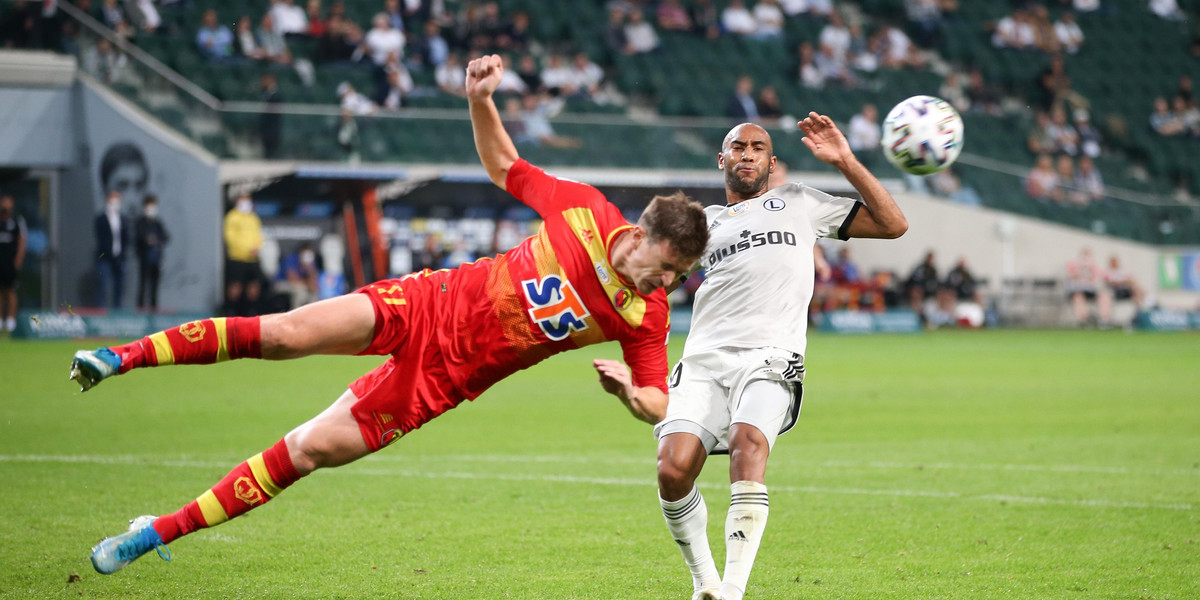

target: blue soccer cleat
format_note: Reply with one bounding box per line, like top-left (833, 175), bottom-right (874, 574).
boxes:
top-left (90, 515), bottom-right (172, 575)
top-left (69, 348), bottom-right (122, 392)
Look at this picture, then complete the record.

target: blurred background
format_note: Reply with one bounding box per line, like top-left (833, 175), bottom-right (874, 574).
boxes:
top-left (1, 0), bottom-right (1198, 338)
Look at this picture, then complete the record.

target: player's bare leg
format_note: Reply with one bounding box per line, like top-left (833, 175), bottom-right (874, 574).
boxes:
top-left (70, 293), bottom-right (376, 391)
top-left (720, 423), bottom-right (771, 600)
top-left (92, 389), bottom-right (372, 574)
top-left (657, 433), bottom-right (722, 596)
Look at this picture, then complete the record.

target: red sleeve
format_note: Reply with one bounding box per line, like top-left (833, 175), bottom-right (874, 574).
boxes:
top-left (504, 159), bottom-right (605, 217)
top-left (621, 299), bottom-right (672, 394)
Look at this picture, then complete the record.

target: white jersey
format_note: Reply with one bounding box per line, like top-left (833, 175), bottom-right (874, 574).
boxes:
top-left (683, 182), bottom-right (860, 359)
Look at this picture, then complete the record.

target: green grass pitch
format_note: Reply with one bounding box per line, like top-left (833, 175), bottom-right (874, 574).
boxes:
top-left (1, 330), bottom-right (1197, 599)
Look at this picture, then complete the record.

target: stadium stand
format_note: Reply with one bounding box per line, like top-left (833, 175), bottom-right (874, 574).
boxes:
top-left (5, 0), bottom-right (1197, 244)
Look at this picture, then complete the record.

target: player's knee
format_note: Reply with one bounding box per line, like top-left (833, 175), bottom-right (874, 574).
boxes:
top-left (656, 455), bottom-right (696, 497)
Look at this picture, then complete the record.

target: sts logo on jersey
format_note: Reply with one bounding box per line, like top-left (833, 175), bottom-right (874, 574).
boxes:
top-left (522, 275), bottom-right (591, 341)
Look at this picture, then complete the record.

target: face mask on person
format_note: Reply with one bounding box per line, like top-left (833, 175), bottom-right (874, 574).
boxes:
top-left (144, 204), bottom-right (159, 219)
top-left (300, 249), bottom-right (316, 265)
top-left (236, 199), bottom-right (253, 213)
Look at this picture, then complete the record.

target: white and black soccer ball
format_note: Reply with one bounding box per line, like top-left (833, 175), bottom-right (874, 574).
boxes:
top-left (880, 95), bottom-right (964, 176)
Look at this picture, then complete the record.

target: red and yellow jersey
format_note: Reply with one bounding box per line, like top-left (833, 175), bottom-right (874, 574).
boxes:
top-left (405, 159), bottom-right (671, 400)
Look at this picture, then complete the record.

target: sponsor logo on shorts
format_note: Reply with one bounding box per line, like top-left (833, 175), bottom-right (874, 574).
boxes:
top-left (522, 275), bottom-right (591, 341)
top-left (233, 476), bottom-right (263, 506)
top-left (380, 428), bottom-right (404, 448)
top-left (179, 320), bottom-right (206, 343)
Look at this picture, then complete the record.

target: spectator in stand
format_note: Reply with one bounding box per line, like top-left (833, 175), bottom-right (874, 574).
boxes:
top-left (815, 41), bottom-right (855, 87)
top-left (134, 195), bottom-right (169, 312)
top-left (570, 52), bottom-right (606, 101)
top-left (94, 190), bottom-right (132, 308)
top-left (498, 11), bottom-right (532, 53)
top-left (1026, 153), bottom-right (1061, 202)
top-left (363, 13), bottom-right (405, 67)
top-left (1177, 75), bottom-right (1194, 105)
top-left (411, 20), bottom-right (449, 70)
top-left (1150, 96), bottom-right (1185, 136)
top-left (83, 38), bottom-right (129, 84)
top-left (755, 86), bottom-right (786, 126)
top-left (540, 53), bottom-right (576, 97)
top-left (604, 8), bottom-right (630, 55)
top-left (721, 0), bottom-right (757, 36)
top-left (966, 68), bottom-right (1002, 115)
top-left (1174, 95), bottom-right (1200, 136)
top-left (99, 0), bottom-right (133, 38)
top-left (258, 13), bottom-right (294, 65)
top-left (517, 92), bottom-right (582, 149)
top-left (260, 74), bottom-right (282, 159)
top-left (305, 0), bottom-right (327, 38)
top-left (1074, 109), bottom-right (1102, 158)
top-left (1066, 247), bottom-right (1109, 327)
top-left (196, 9), bottom-right (234, 61)
top-left (277, 242), bottom-right (322, 310)
top-left (725, 75), bottom-right (759, 121)
top-left (1037, 54), bottom-right (1090, 115)
top-left (319, 5), bottom-right (364, 64)
top-left (1047, 105), bottom-right (1080, 156)
top-left (808, 0), bottom-right (835, 18)
top-left (881, 25), bottom-right (924, 69)
top-left (797, 42), bottom-right (824, 89)
top-left (493, 54), bottom-right (528, 95)
top-left (337, 81), bottom-right (377, 116)
top-left (1055, 11), bottom-right (1084, 53)
top-left (1072, 0), bottom-right (1100, 12)
top-left (905, 251), bottom-right (940, 319)
top-left (846, 103), bottom-right (880, 165)
top-left (928, 166), bottom-right (984, 207)
top-left (818, 11), bottom-right (851, 63)
top-left (690, 0), bottom-right (720, 40)
top-left (939, 72), bottom-right (970, 114)
top-left (1149, 0), bottom-right (1185, 20)
top-left (941, 257), bottom-right (983, 327)
top-left (515, 54), bottom-right (542, 94)
top-left (336, 108), bottom-right (360, 162)
top-left (223, 194), bottom-right (265, 317)
top-left (1074, 155), bottom-right (1105, 202)
top-left (378, 55), bottom-right (415, 110)
top-left (1103, 256), bottom-right (1146, 313)
top-left (624, 9), bottom-right (661, 53)
top-left (1029, 4), bottom-right (1060, 54)
top-left (752, 0), bottom-right (785, 39)
top-left (235, 15), bottom-right (267, 60)
top-left (904, 0), bottom-right (948, 48)
top-left (657, 0), bottom-right (692, 31)
top-left (848, 22), bottom-right (876, 72)
top-left (1056, 155), bottom-right (1087, 206)
top-left (436, 52), bottom-right (467, 97)
top-left (476, 1), bottom-right (507, 49)
top-left (991, 8), bottom-right (1035, 50)
top-left (270, 0), bottom-right (308, 36)
top-left (383, 0), bottom-right (404, 31)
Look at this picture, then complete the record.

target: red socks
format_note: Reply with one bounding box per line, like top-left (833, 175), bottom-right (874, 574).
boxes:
top-left (152, 438), bottom-right (302, 544)
top-left (111, 317), bottom-right (262, 373)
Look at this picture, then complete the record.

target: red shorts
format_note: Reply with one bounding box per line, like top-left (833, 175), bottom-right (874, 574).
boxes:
top-left (348, 273), bottom-right (466, 452)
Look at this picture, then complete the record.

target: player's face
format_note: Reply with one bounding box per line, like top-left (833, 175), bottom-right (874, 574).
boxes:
top-left (624, 237), bottom-right (693, 295)
top-left (720, 125), bottom-right (775, 199)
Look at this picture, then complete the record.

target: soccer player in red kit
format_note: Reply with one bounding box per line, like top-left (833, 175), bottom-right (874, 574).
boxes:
top-left (72, 53), bottom-right (708, 575)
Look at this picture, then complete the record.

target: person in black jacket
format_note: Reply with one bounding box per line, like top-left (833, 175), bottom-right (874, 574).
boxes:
top-left (134, 195), bottom-right (169, 311)
top-left (94, 190), bottom-right (133, 308)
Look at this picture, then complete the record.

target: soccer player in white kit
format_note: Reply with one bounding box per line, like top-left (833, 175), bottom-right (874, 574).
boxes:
top-left (598, 113), bottom-right (908, 600)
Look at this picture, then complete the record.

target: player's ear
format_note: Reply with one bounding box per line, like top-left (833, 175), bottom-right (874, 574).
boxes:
top-left (717, 153), bottom-right (725, 170)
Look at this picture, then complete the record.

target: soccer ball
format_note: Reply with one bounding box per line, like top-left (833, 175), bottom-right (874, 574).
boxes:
top-left (880, 95), bottom-right (964, 176)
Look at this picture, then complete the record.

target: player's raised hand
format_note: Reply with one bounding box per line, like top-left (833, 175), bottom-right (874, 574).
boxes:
top-left (465, 54), bottom-right (504, 101)
top-left (799, 112), bottom-right (854, 167)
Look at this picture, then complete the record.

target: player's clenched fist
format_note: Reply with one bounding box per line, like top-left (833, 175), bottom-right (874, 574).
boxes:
top-left (465, 54), bottom-right (504, 100)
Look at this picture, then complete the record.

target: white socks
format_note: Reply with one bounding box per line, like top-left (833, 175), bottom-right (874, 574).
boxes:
top-left (660, 486), bottom-right (722, 592)
top-left (719, 481), bottom-right (769, 600)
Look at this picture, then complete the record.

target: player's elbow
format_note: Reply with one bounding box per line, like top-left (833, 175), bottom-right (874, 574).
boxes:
top-left (884, 217), bottom-right (909, 239)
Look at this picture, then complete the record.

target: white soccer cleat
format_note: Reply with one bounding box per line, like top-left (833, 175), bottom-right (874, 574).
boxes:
top-left (90, 515), bottom-right (171, 574)
top-left (692, 589), bottom-right (723, 600)
top-left (69, 348), bottom-right (122, 392)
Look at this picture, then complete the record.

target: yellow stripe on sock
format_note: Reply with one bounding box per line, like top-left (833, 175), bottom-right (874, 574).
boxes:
top-left (213, 318), bottom-right (230, 363)
top-left (246, 453), bottom-right (283, 498)
top-left (149, 331), bottom-right (175, 366)
top-left (197, 490), bottom-right (229, 526)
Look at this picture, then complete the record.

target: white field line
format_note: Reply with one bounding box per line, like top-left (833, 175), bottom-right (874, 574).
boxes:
top-left (0, 453), bottom-right (1193, 511)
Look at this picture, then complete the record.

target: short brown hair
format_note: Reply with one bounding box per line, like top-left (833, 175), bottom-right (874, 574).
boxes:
top-left (638, 191), bottom-right (708, 261)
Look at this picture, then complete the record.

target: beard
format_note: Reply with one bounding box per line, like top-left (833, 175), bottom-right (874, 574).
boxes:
top-left (725, 166), bottom-right (769, 197)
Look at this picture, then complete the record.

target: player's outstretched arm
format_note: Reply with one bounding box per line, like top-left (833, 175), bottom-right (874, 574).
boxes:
top-left (466, 54), bottom-right (520, 190)
top-left (592, 359), bottom-right (667, 424)
top-left (799, 112), bottom-right (908, 239)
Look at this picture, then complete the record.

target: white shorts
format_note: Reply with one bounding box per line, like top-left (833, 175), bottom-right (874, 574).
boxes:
top-left (654, 346), bottom-right (804, 454)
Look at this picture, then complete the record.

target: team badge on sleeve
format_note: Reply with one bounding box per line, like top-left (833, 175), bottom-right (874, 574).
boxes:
top-left (522, 275), bottom-right (591, 341)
